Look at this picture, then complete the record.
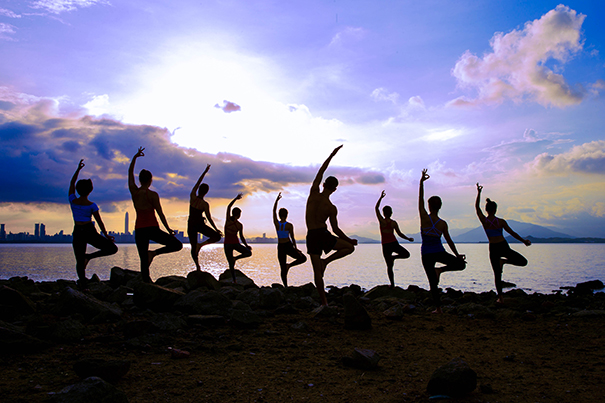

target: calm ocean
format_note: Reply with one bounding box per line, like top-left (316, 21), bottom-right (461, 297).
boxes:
top-left (0, 243), bottom-right (604, 294)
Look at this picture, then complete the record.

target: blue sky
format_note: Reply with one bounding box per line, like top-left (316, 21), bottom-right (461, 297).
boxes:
top-left (1, 1), bottom-right (604, 238)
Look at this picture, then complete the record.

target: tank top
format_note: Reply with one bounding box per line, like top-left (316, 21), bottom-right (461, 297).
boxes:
top-left (69, 194), bottom-right (98, 223)
top-left (421, 216), bottom-right (445, 254)
top-left (380, 219), bottom-right (397, 244)
top-left (483, 216), bottom-right (503, 238)
top-left (277, 222), bottom-right (290, 240)
top-left (224, 218), bottom-right (239, 244)
top-left (135, 189), bottom-right (159, 229)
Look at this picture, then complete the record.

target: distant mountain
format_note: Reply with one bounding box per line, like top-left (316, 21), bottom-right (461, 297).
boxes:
top-left (350, 235), bottom-right (380, 244)
top-left (454, 220), bottom-right (575, 243)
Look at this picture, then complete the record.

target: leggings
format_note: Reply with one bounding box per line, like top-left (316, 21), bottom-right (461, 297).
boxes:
top-left (135, 226), bottom-right (183, 282)
top-left (277, 241), bottom-right (307, 286)
top-left (421, 251), bottom-right (466, 307)
top-left (224, 243), bottom-right (252, 281)
top-left (489, 241), bottom-right (527, 295)
top-left (381, 241), bottom-right (410, 286)
top-left (72, 223), bottom-right (118, 281)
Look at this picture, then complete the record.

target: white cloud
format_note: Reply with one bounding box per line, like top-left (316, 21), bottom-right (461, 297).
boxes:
top-left (371, 87), bottom-right (399, 103)
top-left (528, 140), bottom-right (605, 175)
top-left (0, 23), bottom-right (17, 40)
top-left (30, 0), bottom-right (109, 14)
top-left (329, 26), bottom-right (365, 47)
top-left (451, 5), bottom-right (588, 108)
top-left (83, 94), bottom-right (110, 116)
top-left (0, 8), bottom-right (21, 18)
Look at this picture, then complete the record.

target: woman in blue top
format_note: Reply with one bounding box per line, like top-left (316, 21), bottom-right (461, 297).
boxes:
top-left (69, 159), bottom-right (118, 288)
top-left (419, 169), bottom-right (466, 313)
top-left (475, 183), bottom-right (531, 304)
top-left (273, 192), bottom-right (307, 287)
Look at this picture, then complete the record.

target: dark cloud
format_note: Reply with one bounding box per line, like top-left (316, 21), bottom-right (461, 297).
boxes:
top-left (214, 100), bottom-right (241, 113)
top-left (0, 98), bottom-right (384, 204)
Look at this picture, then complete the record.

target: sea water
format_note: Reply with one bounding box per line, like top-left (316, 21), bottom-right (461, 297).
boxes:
top-left (0, 243), bottom-right (604, 294)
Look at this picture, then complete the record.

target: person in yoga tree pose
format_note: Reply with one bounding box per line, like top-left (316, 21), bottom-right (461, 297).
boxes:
top-left (224, 193), bottom-right (252, 283)
top-left (376, 190), bottom-right (414, 288)
top-left (188, 164), bottom-right (222, 271)
top-left (129, 147), bottom-right (182, 283)
top-left (273, 192), bottom-right (307, 287)
top-left (69, 159), bottom-right (118, 288)
top-left (419, 169), bottom-right (466, 313)
top-left (475, 183), bottom-right (531, 304)
top-left (305, 145), bottom-right (357, 306)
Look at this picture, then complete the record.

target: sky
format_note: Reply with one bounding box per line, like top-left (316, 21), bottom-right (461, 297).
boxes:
top-left (1, 0), bottom-right (604, 239)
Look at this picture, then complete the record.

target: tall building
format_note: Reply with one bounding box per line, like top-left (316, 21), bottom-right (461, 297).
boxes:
top-left (0, 224), bottom-right (5, 240)
top-left (125, 212), bottom-right (129, 234)
top-left (35, 223), bottom-right (40, 238)
top-left (40, 223), bottom-right (46, 238)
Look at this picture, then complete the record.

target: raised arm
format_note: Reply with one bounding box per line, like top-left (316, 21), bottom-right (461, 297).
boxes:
top-left (128, 147), bottom-right (145, 193)
top-left (227, 193), bottom-right (243, 220)
top-left (475, 183), bottom-right (486, 223)
top-left (69, 159), bottom-right (85, 195)
top-left (273, 192), bottom-right (282, 230)
top-left (311, 145), bottom-right (343, 193)
top-left (92, 210), bottom-right (115, 242)
top-left (502, 219), bottom-right (531, 246)
top-left (191, 164), bottom-right (211, 198)
top-left (418, 169), bottom-right (430, 218)
top-left (375, 190), bottom-right (386, 222)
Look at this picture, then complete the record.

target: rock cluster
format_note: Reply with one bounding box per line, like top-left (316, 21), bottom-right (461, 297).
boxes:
top-left (0, 269), bottom-right (603, 401)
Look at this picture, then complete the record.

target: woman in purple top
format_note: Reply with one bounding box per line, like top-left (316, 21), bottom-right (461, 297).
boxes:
top-left (419, 169), bottom-right (466, 313)
top-left (475, 183), bottom-right (531, 304)
top-left (69, 159), bottom-right (117, 288)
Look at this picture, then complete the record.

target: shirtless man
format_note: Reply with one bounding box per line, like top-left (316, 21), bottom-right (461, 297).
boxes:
top-left (188, 164), bottom-right (222, 270)
top-left (305, 145), bottom-right (357, 306)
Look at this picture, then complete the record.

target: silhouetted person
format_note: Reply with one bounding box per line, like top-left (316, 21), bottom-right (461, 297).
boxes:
top-left (273, 192), bottom-right (307, 287)
top-left (419, 169), bottom-right (466, 313)
top-left (305, 145), bottom-right (357, 306)
top-left (376, 190), bottom-right (414, 288)
top-left (475, 183), bottom-right (530, 304)
top-left (69, 159), bottom-right (118, 288)
top-left (188, 164), bottom-right (222, 270)
top-left (129, 147), bottom-right (182, 283)
top-left (224, 193), bottom-right (252, 283)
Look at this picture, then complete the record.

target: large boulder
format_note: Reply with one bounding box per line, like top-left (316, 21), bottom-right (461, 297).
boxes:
top-left (229, 309), bottom-right (262, 328)
top-left (187, 271), bottom-right (220, 291)
top-left (364, 285), bottom-right (415, 301)
top-left (133, 283), bottom-right (185, 311)
top-left (259, 287), bottom-right (285, 309)
top-left (109, 267), bottom-right (140, 288)
top-left (50, 318), bottom-right (90, 343)
top-left (0, 285), bottom-right (37, 319)
top-left (427, 358), bottom-right (477, 398)
top-left (49, 376), bottom-right (129, 403)
top-left (344, 293), bottom-right (372, 330)
top-left (218, 269), bottom-right (257, 288)
top-left (174, 290), bottom-right (232, 315)
top-left (55, 287), bottom-right (122, 322)
top-left (236, 288), bottom-right (261, 309)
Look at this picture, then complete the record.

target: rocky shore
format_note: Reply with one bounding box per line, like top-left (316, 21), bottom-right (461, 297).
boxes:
top-left (1, 268), bottom-right (604, 402)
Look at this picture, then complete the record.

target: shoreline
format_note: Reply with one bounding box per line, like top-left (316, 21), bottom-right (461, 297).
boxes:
top-left (1, 269), bottom-right (604, 402)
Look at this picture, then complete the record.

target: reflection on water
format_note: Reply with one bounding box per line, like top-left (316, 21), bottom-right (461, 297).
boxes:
top-left (1, 243), bottom-right (604, 294)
